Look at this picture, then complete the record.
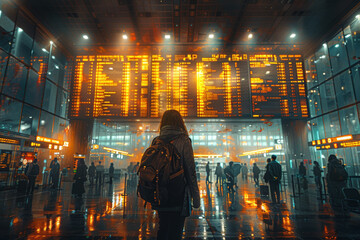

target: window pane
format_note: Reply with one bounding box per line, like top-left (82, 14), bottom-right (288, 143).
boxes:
top-left (2, 57), bottom-right (27, 100)
top-left (323, 112), bottom-right (341, 138)
top-left (328, 31), bottom-right (349, 75)
top-left (345, 22), bottom-right (360, 65)
top-left (55, 88), bottom-right (68, 118)
top-left (0, 49), bottom-right (9, 87)
top-left (310, 117), bottom-right (325, 140)
top-left (48, 49), bottom-right (66, 85)
top-left (0, 5), bottom-right (15, 52)
top-left (305, 55), bottom-right (318, 89)
top-left (20, 104), bottom-right (40, 136)
top-left (308, 87), bottom-right (321, 117)
top-left (30, 31), bottom-right (49, 73)
top-left (319, 79), bottom-right (337, 113)
top-left (0, 95), bottom-right (21, 132)
top-left (314, 45), bottom-right (332, 83)
top-left (11, 11), bottom-right (35, 65)
top-left (24, 70), bottom-right (45, 107)
top-left (42, 79), bottom-right (57, 113)
top-left (351, 64), bottom-right (360, 101)
top-left (11, 27), bottom-right (33, 65)
top-left (334, 71), bottom-right (355, 108)
top-left (38, 111), bottom-right (53, 138)
top-left (339, 105), bottom-right (360, 135)
top-left (53, 117), bottom-right (67, 140)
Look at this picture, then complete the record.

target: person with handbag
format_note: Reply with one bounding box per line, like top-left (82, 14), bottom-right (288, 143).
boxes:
top-left (72, 158), bottom-right (87, 198)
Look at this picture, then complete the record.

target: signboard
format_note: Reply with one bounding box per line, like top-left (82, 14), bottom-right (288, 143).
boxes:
top-left (0, 150), bottom-right (12, 171)
top-left (309, 134), bottom-right (360, 150)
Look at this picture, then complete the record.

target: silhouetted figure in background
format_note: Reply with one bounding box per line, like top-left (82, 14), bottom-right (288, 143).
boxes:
top-left (109, 163), bottom-right (114, 184)
top-left (242, 163), bottom-right (248, 181)
top-left (96, 161), bottom-right (105, 185)
top-left (225, 161), bottom-right (236, 193)
top-left (299, 162), bottom-right (306, 177)
top-left (268, 155), bottom-right (282, 204)
top-left (25, 158), bottom-right (40, 195)
top-left (313, 161), bottom-right (323, 190)
top-left (50, 158), bottom-right (60, 189)
top-left (206, 161), bottom-right (211, 184)
top-left (253, 163), bottom-right (260, 187)
top-left (299, 161), bottom-right (308, 190)
top-left (264, 158), bottom-right (272, 184)
top-left (327, 154), bottom-right (348, 211)
top-left (215, 163), bottom-right (223, 185)
top-left (88, 162), bottom-right (96, 185)
top-left (72, 158), bottom-right (87, 198)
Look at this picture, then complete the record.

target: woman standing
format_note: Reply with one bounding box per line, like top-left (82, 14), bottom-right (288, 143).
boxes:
top-left (72, 158), bottom-right (87, 198)
top-left (154, 110), bottom-right (200, 240)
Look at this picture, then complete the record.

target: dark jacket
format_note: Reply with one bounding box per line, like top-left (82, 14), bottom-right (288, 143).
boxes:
top-left (157, 125), bottom-right (200, 216)
top-left (268, 160), bottom-right (282, 183)
top-left (74, 164), bottom-right (87, 183)
top-left (253, 165), bottom-right (260, 177)
top-left (299, 164), bottom-right (306, 177)
top-left (109, 165), bottom-right (114, 177)
top-left (88, 165), bottom-right (96, 177)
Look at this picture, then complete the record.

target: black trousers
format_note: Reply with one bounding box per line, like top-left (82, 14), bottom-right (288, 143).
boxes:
top-left (269, 181), bottom-right (280, 203)
top-left (27, 176), bottom-right (36, 194)
top-left (254, 175), bottom-right (259, 186)
top-left (157, 211), bottom-right (185, 240)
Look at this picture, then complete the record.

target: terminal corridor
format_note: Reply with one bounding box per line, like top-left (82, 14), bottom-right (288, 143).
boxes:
top-left (2, 175), bottom-right (360, 239)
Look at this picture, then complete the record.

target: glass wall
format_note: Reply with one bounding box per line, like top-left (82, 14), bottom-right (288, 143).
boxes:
top-left (0, 1), bottom-right (70, 140)
top-left (305, 14), bottom-right (360, 175)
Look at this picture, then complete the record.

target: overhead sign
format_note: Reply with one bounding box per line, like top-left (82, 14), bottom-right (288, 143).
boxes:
top-left (0, 150), bottom-right (12, 171)
top-left (309, 134), bottom-right (360, 150)
top-left (0, 137), bottom-right (20, 145)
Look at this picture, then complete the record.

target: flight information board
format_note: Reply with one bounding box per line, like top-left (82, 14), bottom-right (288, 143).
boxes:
top-left (70, 53), bottom-right (308, 118)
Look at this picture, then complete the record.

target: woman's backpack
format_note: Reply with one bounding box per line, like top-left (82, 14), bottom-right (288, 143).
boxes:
top-left (137, 136), bottom-right (185, 208)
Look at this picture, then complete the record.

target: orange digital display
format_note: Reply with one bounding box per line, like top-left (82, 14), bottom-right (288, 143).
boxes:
top-left (70, 53), bottom-right (308, 118)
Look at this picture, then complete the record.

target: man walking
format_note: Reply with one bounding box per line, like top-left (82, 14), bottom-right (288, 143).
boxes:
top-left (88, 162), bottom-right (96, 185)
top-left (268, 155), bottom-right (282, 204)
top-left (206, 161), bottom-right (211, 184)
top-left (50, 158), bottom-right (60, 189)
top-left (109, 163), bottom-right (114, 184)
top-left (25, 158), bottom-right (40, 195)
top-left (215, 163), bottom-right (223, 185)
top-left (96, 161), bottom-right (105, 185)
top-left (253, 163), bottom-right (260, 187)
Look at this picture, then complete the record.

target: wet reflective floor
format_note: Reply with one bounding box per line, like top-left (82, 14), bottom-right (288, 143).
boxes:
top-left (1, 175), bottom-right (360, 239)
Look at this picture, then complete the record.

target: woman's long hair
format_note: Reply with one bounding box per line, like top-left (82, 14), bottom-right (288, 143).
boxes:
top-left (159, 110), bottom-right (188, 135)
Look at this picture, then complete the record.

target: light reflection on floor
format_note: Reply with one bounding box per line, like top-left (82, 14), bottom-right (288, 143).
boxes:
top-left (1, 175), bottom-right (360, 239)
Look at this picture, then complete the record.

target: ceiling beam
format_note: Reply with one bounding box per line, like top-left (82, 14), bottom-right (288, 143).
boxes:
top-left (226, 0), bottom-right (248, 46)
top-left (124, 0), bottom-right (142, 42)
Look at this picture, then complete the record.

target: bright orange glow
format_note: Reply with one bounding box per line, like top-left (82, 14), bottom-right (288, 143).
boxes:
top-left (336, 135), bottom-right (353, 141)
top-left (71, 53), bottom-right (307, 118)
top-left (103, 147), bottom-right (134, 157)
top-left (240, 147), bottom-right (274, 156)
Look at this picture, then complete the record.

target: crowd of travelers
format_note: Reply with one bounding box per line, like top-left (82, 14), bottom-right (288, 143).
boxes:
top-left (15, 108), bottom-right (352, 239)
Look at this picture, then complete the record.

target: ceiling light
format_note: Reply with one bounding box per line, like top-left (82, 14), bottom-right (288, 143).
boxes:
top-left (248, 33), bottom-right (253, 39)
top-left (345, 34), bottom-right (351, 38)
top-left (356, 15), bottom-right (360, 20)
top-left (266, 71), bottom-right (270, 75)
top-left (82, 34), bottom-right (89, 40)
top-left (290, 33), bottom-right (296, 39)
top-left (18, 28), bottom-right (23, 33)
top-left (165, 34), bottom-right (171, 39)
top-left (335, 44), bottom-right (339, 48)
top-left (109, 67), bottom-right (113, 70)
top-left (42, 48), bottom-right (47, 52)
top-left (122, 34), bottom-right (128, 40)
top-left (52, 56), bottom-right (55, 59)
top-left (55, 65), bottom-right (59, 69)
top-left (208, 33), bottom-right (214, 39)
top-left (323, 43), bottom-right (327, 48)
top-left (50, 41), bottom-right (54, 45)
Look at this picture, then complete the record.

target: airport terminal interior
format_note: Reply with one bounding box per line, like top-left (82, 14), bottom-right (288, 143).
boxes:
top-left (1, 0), bottom-right (360, 239)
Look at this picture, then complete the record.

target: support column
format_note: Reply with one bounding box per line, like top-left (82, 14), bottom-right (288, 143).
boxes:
top-left (64, 119), bottom-right (94, 173)
top-left (282, 120), bottom-right (311, 177)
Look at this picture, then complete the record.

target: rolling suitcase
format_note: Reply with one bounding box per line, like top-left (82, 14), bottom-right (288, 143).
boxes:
top-left (260, 184), bottom-right (269, 197)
